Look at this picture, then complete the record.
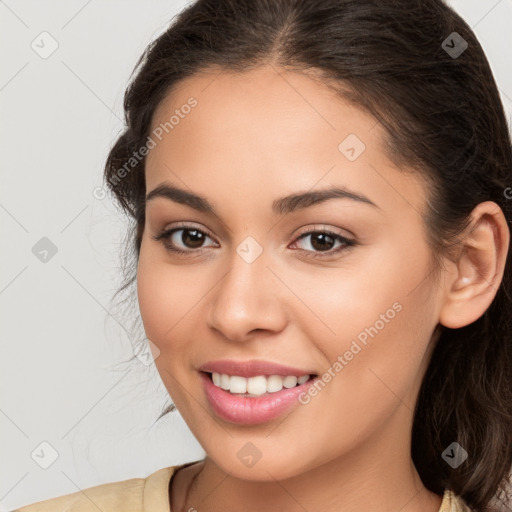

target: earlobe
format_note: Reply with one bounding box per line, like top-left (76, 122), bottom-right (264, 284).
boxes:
top-left (439, 201), bottom-right (510, 329)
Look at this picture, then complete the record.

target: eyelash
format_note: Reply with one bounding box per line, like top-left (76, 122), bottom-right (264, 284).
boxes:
top-left (152, 222), bottom-right (356, 259)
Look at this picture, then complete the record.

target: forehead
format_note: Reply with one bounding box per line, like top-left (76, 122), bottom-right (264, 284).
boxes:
top-left (148, 65), bottom-right (377, 172)
top-left (150, 64), bottom-right (377, 141)
top-left (145, 64), bottom-right (428, 218)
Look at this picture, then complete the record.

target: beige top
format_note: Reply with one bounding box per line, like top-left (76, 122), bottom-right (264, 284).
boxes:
top-left (14, 460), bottom-right (472, 511)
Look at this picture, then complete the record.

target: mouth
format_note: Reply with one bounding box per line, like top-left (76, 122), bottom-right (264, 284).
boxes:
top-left (199, 370), bottom-right (319, 425)
top-left (202, 371), bottom-right (317, 397)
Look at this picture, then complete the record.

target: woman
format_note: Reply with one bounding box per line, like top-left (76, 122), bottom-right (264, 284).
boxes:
top-left (16, 0), bottom-right (512, 510)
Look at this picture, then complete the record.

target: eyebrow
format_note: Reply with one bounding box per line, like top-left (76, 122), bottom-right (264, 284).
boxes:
top-left (145, 181), bottom-right (380, 215)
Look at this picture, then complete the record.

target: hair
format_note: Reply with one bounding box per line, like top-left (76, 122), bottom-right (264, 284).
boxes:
top-left (103, 0), bottom-right (512, 510)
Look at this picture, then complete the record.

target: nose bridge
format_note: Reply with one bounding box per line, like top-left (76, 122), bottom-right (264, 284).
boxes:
top-left (207, 237), bottom-right (286, 340)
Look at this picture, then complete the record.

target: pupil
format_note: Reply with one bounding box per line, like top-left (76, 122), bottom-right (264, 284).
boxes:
top-left (311, 233), bottom-right (334, 251)
top-left (183, 229), bottom-right (204, 248)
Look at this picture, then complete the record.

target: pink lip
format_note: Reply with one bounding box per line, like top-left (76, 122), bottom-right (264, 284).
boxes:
top-left (198, 359), bottom-right (314, 378)
top-left (200, 371), bottom-right (318, 425)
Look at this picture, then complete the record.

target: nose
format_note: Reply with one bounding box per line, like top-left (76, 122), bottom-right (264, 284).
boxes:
top-left (206, 249), bottom-right (288, 342)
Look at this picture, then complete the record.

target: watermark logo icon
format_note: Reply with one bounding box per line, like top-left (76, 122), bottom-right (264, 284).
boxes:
top-left (442, 32), bottom-right (468, 59)
top-left (236, 236), bottom-right (263, 264)
top-left (338, 134), bottom-right (366, 161)
top-left (135, 338), bottom-right (161, 366)
top-left (31, 441), bottom-right (59, 469)
top-left (237, 442), bottom-right (262, 468)
top-left (32, 237), bottom-right (58, 263)
top-left (442, 442), bottom-right (468, 468)
top-left (31, 31), bottom-right (59, 59)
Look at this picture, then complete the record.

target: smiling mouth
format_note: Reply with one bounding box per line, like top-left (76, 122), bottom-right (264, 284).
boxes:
top-left (202, 371), bottom-right (317, 397)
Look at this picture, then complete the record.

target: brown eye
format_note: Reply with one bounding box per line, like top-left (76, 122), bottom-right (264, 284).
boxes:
top-left (307, 232), bottom-right (336, 251)
top-left (291, 229), bottom-right (356, 259)
top-left (152, 224), bottom-right (217, 256)
top-left (178, 229), bottom-right (206, 249)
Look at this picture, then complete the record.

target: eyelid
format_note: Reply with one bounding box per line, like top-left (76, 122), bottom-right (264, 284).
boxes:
top-left (293, 224), bottom-right (353, 240)
top-left (162, 221), bottom-right (217, 242)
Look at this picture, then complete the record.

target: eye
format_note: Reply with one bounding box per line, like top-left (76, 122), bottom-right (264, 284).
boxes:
top-left (152, 223), bottom-right (217, 256)
top-left (290, 228), bottom-right (356, 259)
top-left (152, 223), bottom-right (356, 259)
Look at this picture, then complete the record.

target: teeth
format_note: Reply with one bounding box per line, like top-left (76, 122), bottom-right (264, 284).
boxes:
top-left (210, 372), bottom-right (312, 396)
top-left (230, 375), bottom-right (247, 394)
top-left (220, 373), bottom-right (230, 390)
top-left (267, 375), bottom-right (283, 392)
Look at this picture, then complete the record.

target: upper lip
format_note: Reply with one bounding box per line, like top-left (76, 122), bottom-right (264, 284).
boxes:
top-left (198, 359), bottom-right (316, 378)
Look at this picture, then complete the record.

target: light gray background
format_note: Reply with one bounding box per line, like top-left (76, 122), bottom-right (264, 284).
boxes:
top-left (1, 1), bottom-right (511, 510)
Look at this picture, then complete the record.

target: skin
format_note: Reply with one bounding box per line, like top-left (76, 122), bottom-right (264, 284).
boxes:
top-left (136, 64), bottom-right (509, 512)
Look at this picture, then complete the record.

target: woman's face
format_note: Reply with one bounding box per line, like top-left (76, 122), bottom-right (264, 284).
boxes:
top-left (137, 64), bottom-right (444, 480)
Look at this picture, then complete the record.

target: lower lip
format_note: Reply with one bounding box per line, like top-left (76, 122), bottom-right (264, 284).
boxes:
top-left (200, 371), bottom-right (317, 425)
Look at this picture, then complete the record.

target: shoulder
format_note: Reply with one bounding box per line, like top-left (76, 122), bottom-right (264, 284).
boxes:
top-left (12, 465), bottom-right (179, 512)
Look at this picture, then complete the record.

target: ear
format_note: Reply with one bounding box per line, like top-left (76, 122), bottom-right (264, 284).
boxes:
top-left (439, 201), bottom-right (510, 329)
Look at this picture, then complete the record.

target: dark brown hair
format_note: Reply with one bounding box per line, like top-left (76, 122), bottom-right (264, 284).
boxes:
top-left (103, 0), bottom-right (512, 510)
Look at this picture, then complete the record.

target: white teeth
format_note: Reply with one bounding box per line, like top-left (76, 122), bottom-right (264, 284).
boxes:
top-left (266, 375), bottom-right (283, 393)
top-left (220, 373), bottom-right (230, 390)
top-left (283, 376), bottom-right (298, 388)
top-left (247, 376), bottom-right (267, 395)
top-left (229, 375), bottom-right (247, 394)
top-left (210, 372), bottom-right (312, 395)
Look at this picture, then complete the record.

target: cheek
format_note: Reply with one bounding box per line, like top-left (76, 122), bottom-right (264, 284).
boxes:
top-left (321, 247), bottom-right (435, 417)
top-left (136, 253), bottom-right (203, 408)
top-left (136, 244), bottom-right (194, 355)
top-left (299, 230), bottom-right (436, 386)
top-left (297, 231), bottom-right (433, 352)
